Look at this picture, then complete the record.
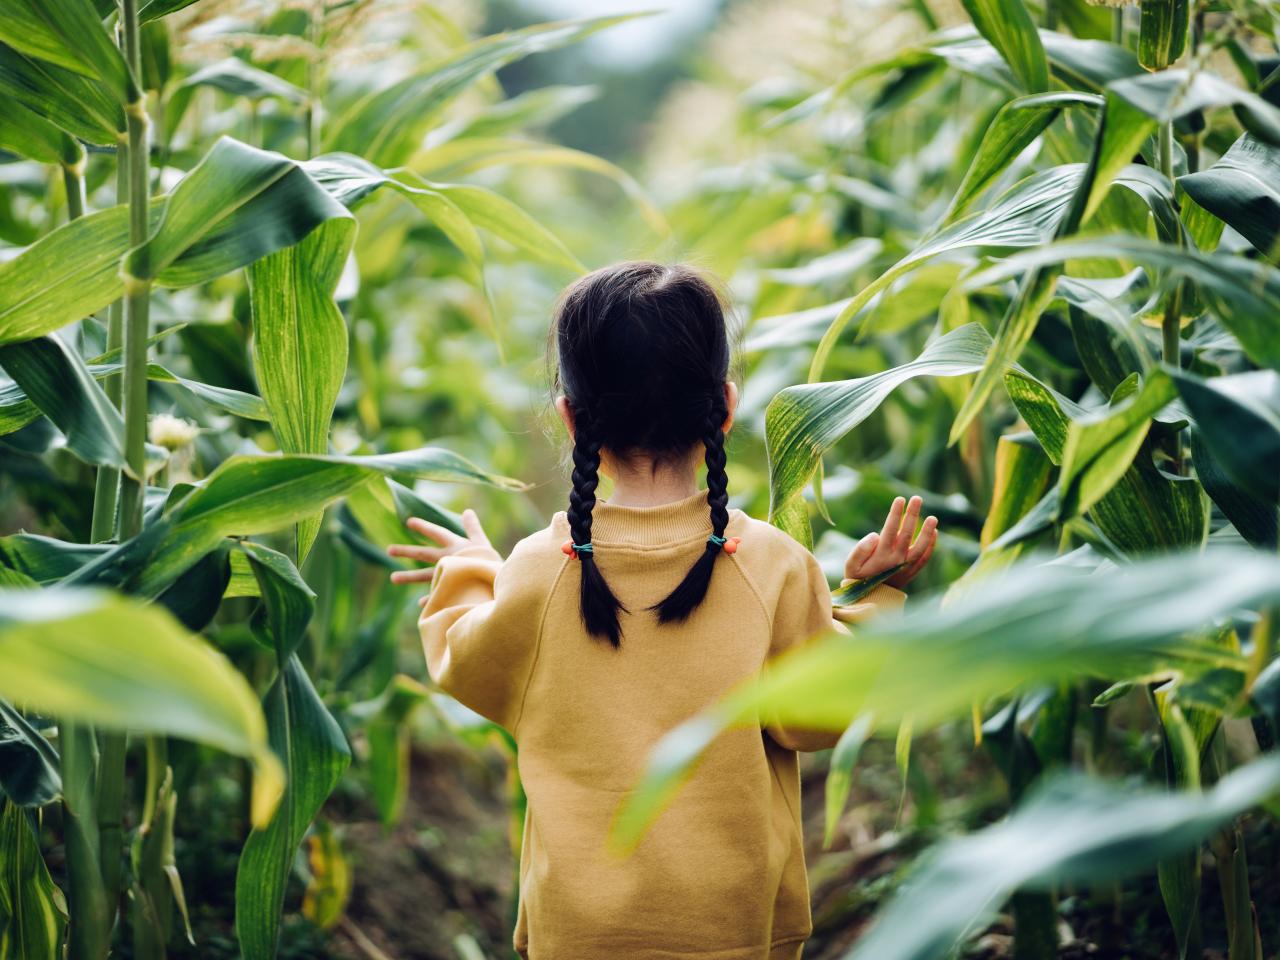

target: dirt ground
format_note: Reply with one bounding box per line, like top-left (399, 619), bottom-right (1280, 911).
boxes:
top-left (324, 735), bottom-right (1278, 960)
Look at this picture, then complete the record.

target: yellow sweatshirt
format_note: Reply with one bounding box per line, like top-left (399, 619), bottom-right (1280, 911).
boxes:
top-left (419, 489), bottom-right (905, 960)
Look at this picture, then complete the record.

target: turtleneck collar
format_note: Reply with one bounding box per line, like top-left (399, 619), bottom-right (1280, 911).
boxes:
top-left (586, 489), bottom-right (725, 547)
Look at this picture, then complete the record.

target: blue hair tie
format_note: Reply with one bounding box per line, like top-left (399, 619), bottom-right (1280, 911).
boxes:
top-left (707, 534), bottom-right (727, 547)
top-left (575, 542), bottom-right (594, 554)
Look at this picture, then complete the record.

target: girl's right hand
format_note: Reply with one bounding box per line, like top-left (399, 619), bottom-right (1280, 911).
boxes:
top-left (844, 495), bottom-right (938, 589)
top-left (386, 509), bottom-right (494, 587)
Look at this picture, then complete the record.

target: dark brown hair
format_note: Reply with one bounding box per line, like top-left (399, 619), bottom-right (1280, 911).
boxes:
top-left (550, 261), bottom-right (734, 647)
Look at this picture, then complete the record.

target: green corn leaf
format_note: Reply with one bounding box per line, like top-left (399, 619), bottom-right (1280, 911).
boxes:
top-left (364, 675), bottom-right (431, 829)
top-left (235, 655), bottom-right (349, 960)
top-left (1005, 368), bottom-right (1205, 552)
top-left (1138, 0), bottom-right (1190, 71)
top-left (960, 0), bottom-right (1048, 92)
top-left (180, 58), bottom-right (306, 103)
top-left (124, 136), bottom-right (352, 284)
top-left (0, 138), bottom-right (352, 346)
top-left (1179, 134), bottom-right (1280, 260)
top-left (980, 433), bottom-right (1054, 549)
top-left (0, 588), bottom-right (283, 827)
top-left (130, 448), bottom-right (525, 595)
top-left (1109, 69), bottom-right (1280, 146)
top-left (0, 799), bottom-right (66, 960)
top-left (0, 535), bottom-right (108, 585)
top-left (304, 154), bottom-right (485, 286)
top-left (823, 714), bottom-right (873, 848)
top-left (324, 15), bottom-right (637, 166)
top-left (1168, 368), bottom-right (1280, 505)
top-left (249, 217), bottom-right (357, 559)
top-left (0, 361), bottom-right (268, 436)
top-left (0, 0), bottom-right (133, 103)
top-left (413, 137), bottom-right (669, 236)
top-left (0, 43), bottom-right (123, 144)
top-left (608, 548), bottom-right (1276, 853)
top-left (242, 542), bottom-right (315, 662)
top-left (137, 0), bottom-right (201, 22)
top-left (766, 324), bottom-right (993, 529)
top-left (808, 164), bottom-right (1080, 380)
top-left (0, 701), bottom-right (59, 807)
top-left (0, 336), bottom-right (128, 470)
top-left (943, 91), bottom-right (1102, 224)
top-left (843, 755), bottom-right (1280, 960)
top-left (412, 178), bottom-right (586, 275)
top-left (1190, 429), bottom-right (1277, 549)
top-left (964, 236), bottom-right (1280, 373)
top-left (0, 98), bottom-right (79, 165)
top-left (1057, 369), bottom-right (1178, 520)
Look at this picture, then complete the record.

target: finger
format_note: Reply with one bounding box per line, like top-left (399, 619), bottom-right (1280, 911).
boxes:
top-left (418, 594), bottom-right (430, 608)
top-left (386, 543), bottom-right (447, 563)
top-left (896, 496), bottom-right (923, 551)
top-left (406, 516), bottom-right (462, 546)
top-left (902, 528), bottom-right (938, 580)
top-left (879, 496), bottom-right (905, 543)
top-left (390, 568), bottom-right (435, 584)
top-left (461, 508), bottom-right (490, 546)
top-left (844, 532), bottom-right (880, 580)
top-left (905, 515), bottom-right (938, 562)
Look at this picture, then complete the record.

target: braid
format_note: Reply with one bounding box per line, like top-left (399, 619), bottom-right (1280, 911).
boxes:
top-left (652, 397), bottom-right (731, 623)
top-left (567, 414), bottom-right (627, 647)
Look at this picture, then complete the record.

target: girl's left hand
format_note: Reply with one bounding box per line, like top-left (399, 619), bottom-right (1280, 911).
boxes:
top-left (386, 509), bottom-right (493, 587)
top-left (844, 495), bottom-right (939, 589)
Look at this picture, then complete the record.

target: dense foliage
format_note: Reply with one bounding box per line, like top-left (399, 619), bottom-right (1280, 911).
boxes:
top-left (0, 0), bottom-right (1278, 959)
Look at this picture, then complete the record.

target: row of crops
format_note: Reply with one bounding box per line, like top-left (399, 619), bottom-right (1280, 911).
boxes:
top-left (0, 0), bottom-right (1278, 957)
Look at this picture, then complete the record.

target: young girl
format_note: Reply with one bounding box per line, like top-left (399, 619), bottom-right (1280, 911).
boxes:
top-left (387, 262), bottom-right (937, 960)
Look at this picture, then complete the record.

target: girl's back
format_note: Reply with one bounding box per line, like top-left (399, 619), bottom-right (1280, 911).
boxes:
top-left (391, 262), bottom-right (935, 959)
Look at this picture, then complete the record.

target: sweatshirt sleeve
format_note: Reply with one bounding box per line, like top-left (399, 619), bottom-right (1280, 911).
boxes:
top-left (418, 542), bottom-right (546, 733)
top-left (761, 550), bottom-right (906, 752)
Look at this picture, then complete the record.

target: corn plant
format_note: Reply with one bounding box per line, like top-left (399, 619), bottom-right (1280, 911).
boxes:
top-left (621, 0), bottom-right (1280, 956)
top-left (0, 3), bottom-right (649, 958)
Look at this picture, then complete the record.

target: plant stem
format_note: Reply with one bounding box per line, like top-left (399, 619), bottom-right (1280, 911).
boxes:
top-left (63, 722), bottom-right (111, 960)
top-left (118, 0), bottom-right (153, 541)
top-left (1157, 117), bottom-right (1184, 473)
top-left (1112, 6), bottom-right (1124, 45)
top-left (90, 136), bottom-right (130, 544)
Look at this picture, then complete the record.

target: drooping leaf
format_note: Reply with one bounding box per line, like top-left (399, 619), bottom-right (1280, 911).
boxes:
top-left (1109, 68), bottom-right (1280, 147)
top-left (610, 548), bottom-right (1274, 852)
top-left (766, 324), bottom-right (993, 536)
top-left (0, 43), bottom-right (122, 144)
top-left (0, 701), bottom-right (59, 807)
top-left (963, 236), bottom-right (1280, 374)
top-left (1138, 0), bottom-right (1190, 71)
top-left (249, 216), bottom-right (357, 558)
top-left (0, 588), bottom-right (283, 826)
top-left (0, 336), bottom-right (127, 470)
top-left (235, 655), bottom-right (350, 960)
top-left (324, 15), bottom-right (636, 166)
top-left (0, 798), bottom-right (66, 960)
top-left (824, 714), bottom-right (874, 848)
top-left (943, 91), bottom-right (1101, 223)
top-left (1179, 134), bottom-right (1280, 260)
top-left (1004, 368), bottom-right (1205, 552)
top-left (124, 136), bottom-right (353, 285)
top-left (181, 58), bottom-right (306, 103)
top-left (959, 0), bottom-right (1048, 92)
top-left (0, 137), bottom-right (352, 345)
top-left (843, 756), bottom-right (1280, 960)
top-left (1190, 429), bottom-right (1277, 549)
top-left (1057, 370), bottom-right (1178, 520)
top-left (1168, 368), bottom-right (1280, 504)
top-left (0, 0), bottom-right (133, 103)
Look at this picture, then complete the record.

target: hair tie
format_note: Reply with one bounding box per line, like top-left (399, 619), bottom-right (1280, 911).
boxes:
top-left (561, 540), bottom-right (593, 558)
top-left (708, 534), bottom-right (741, 555)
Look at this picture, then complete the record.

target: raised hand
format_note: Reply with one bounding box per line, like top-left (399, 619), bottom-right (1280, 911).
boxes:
top-left (386, 509), bottom-right (494, 592)
top-left (843, 495), bottom-right (938, 589)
